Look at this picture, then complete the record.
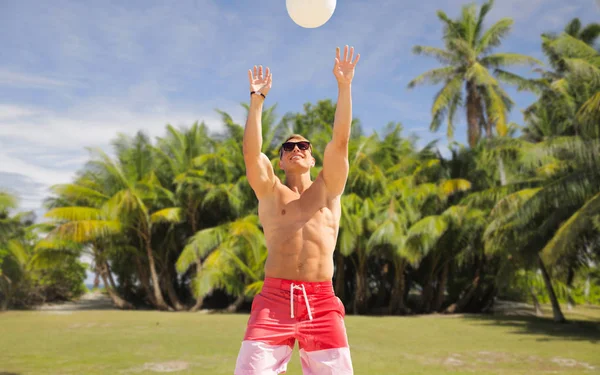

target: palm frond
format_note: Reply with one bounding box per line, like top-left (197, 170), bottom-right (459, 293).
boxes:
top-left (579, 23), bottom-right (600, 45)
top-left (150, 208), bottom-right (182, 224)
top-left (430, 76), bottom-right (463, 134)
top-left (576, 92), bottom-right (600, 134)
top-left (439, 179), bottom-right (472, 196)
top-left (448, 38), bottom-right (476, 60)
top-left (7, 239), bottom-right (29, 269)
top-left (549, 33), bottom-right (599, 59)
top-left (244, 281), bottom-right (264, 297)
top-left (104, 189), bottom-right (147, 219)
top-left (45, 207), bottom-right (105, 222)
top-left (54, 220), bottom-right (122, 242)
top-left (476, 18), bottom-right (513, 54)
top-left (485, 85), bottom-right (508, 136)
top-left (466, 62), bottom-right (498, 87)
top-left (176, 224), bottom-right (228, 273)
top-left (411, 46), bottom-right (454, 65)
top-left (460, 3), bottom-right (478, 44)
top-left (474, 0), bottom-right (494, 40)
top-left (481, 53), bottom-right (542, 68)
top-left (50, 184), bottom-right (108, 207)
top-left (407, 67), bottom-right (457, 89)
top-left (563, 58), bottom-right (600, 83)
top-left (541, 191), bottom-right (600, 265)
top-left (489, 188), bottom-right (542, 219)
top-left (494, 69), bottom-right (542, 93)
top-left (0, 192), bottom-right (18, 212)
top-left (405, 215), bottom-right (449, 265)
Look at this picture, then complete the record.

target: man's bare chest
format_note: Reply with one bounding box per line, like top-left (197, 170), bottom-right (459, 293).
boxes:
top-left (258, 183), bottom-right (339, 229)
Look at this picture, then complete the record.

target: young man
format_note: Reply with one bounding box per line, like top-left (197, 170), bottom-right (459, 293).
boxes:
top-left (235, 45), bottom-right (360, 375)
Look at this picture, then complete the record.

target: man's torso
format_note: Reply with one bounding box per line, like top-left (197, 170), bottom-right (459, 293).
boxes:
top-left (258, 173), bottom-right (341, 282)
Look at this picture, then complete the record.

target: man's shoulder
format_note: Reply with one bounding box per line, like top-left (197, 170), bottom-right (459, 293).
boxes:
top-left (256, 176), bottom-right (284, 201)
top-left (314, 171), bottom-right (344, 201)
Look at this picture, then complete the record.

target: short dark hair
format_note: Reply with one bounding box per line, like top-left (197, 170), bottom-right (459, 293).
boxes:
top-left (279, 134), bottom-right (312, 159)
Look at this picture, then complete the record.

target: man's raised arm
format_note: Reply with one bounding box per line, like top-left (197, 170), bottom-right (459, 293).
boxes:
top-left (322, 46), bottom-right (360, 197)
top-left (243, 65), bottom-right (276, 199)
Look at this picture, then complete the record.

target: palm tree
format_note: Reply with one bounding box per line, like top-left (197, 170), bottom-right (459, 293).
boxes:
top-left (482, 136), bottom-right (600, 323)
top-left (540, 18), bottom-right (600, 78)
top-left (408, 0), bottom-right (541, 147)
top-left (525, 19), bottom-right (600, 140)
top-left (176, 215), bottom-right (267, 312)
top-left (45, 133), bottom-right (183, 311)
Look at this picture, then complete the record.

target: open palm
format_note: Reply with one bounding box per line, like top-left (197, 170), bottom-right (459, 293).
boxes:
top-left (248, 65), bottom-right (272, 97)
top-left (333, 45), bottom-right (360, 85)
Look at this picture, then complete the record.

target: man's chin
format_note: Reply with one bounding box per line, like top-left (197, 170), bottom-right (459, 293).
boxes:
top-left (283, 164), bottom-right (310, 173)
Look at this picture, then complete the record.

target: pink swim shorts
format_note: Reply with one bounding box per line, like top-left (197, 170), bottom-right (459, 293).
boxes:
top-left (234, 277), bottom-right (353, 375)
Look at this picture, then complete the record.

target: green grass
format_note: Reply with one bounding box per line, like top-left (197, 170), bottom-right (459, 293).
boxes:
top-left (1, 307), bottom-right (599, 375)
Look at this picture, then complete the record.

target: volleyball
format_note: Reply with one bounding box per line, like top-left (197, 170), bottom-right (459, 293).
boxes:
top-left (286, 0), bottom-right (337, 28)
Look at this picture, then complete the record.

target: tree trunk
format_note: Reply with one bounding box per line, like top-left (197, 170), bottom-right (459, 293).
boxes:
top-left (0, 297), bottom-right (8, 311)
top-left (585, 274), bottom-right (591, 304)
top-left (466, 81), bottom-right (483, 147)
top-left (226, 293), bottom-right (245, 313)
top-left (164, 266), bottom-right (186, 311)
top-left (530, 287), bottom-right (543, 317)
top-left (433, 263), bottom-right (449, 312)
top-left (99, 270), bottom-right (134, 309)
top-left (497, 157), bottom-right (507, 186)
top-left (445, 260), bottom-right (481, 314)
top-left (538, 255), bottom-right (566, 323)
top-left (190, 260), bottom-right (205, 312)
top-left (388, 259), bottom-right (406, 314)
top-left (353, 256), bottom-right (368, 314)
top-left (566, 266), bottom-right (575, 310)
top-left (420, 276), bottom-right (434, 313)
top-left (334, 250), bottom-right (345, 300)
top-left (134, 256), bottom-right (157, 306)
top-left (103, 262), bottom-right (119, 291)
top-left (0, 275), bottom-right (12, 311)
top-left (144, 238), bottom-right (170, 311)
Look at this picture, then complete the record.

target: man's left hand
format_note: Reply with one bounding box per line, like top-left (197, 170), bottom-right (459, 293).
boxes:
top-left (333, 45), bottom-right (360, 86)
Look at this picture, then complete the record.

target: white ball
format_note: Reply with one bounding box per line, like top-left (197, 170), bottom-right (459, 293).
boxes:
top-left (286, 0), bottom-right (337, 29)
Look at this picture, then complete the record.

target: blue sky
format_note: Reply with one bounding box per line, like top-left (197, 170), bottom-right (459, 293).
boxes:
top-left (1, 0), bottom-right (599, 219)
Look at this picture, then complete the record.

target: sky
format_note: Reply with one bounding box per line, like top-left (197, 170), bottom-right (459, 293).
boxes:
top-left (0, 0), bottom-right (598, 252)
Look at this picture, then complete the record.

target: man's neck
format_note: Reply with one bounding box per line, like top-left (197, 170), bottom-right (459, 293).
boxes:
top-left (284, 171), bottom-right (312, 194)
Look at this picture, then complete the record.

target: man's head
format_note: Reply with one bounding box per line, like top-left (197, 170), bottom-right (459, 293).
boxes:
top-left (278, 134), bottom-right (315, 173)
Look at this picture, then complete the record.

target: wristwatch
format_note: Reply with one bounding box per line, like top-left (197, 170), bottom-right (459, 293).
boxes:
top-left (250, 91), bottom-right (266, 99)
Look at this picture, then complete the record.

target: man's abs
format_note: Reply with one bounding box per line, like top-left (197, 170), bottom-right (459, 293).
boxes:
top-left (258, 179), bottom-right (341, 282)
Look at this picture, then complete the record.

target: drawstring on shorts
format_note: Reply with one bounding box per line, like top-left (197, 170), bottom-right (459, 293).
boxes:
top-left (290, 283), bottom-right (313, 321)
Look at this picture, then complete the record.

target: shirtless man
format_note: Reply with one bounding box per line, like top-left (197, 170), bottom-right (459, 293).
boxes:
top-left (234, 45), bottom-right (360, 375)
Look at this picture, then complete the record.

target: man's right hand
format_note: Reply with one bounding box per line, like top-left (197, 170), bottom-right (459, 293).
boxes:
top-left (248, 65), bottom-right (272, 97)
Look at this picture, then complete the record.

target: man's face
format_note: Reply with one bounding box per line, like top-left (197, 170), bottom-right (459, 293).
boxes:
top-left (279, 138), bottom-right (315, 172)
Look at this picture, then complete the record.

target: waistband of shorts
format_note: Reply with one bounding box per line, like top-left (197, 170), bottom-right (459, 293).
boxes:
top-left (262, 277), bottom-right (334, 294)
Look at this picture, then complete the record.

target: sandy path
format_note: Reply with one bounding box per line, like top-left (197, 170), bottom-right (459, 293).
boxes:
top-left (37, 290), bottom-right (115, 311)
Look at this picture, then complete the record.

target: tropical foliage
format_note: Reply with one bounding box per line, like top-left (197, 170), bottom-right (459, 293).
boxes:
top-left (2, 2), bottom-right (599, 323)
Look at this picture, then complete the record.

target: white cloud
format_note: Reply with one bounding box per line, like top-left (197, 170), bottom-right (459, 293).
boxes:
top-left (0, 86), bottom-right (241, 154)
top-left (0, 150), bottom-right (75, 187)
top-left (0, 104), bottom-right (38, 120)
top-left (0, 84), bottom-right (243, 217)
top-left (0, 69), bottom-right (72, 89)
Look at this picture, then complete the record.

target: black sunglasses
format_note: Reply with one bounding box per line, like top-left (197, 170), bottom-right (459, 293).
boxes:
top-left (281, 141), bottom-right (311, 152)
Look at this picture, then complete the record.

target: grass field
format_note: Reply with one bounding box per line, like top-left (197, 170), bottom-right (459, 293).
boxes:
top-left (1, 306), bottom-right (599, 375)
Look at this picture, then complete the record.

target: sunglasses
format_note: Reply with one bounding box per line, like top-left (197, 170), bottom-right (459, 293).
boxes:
top-left (281, 141), bottom-right (311, 152)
